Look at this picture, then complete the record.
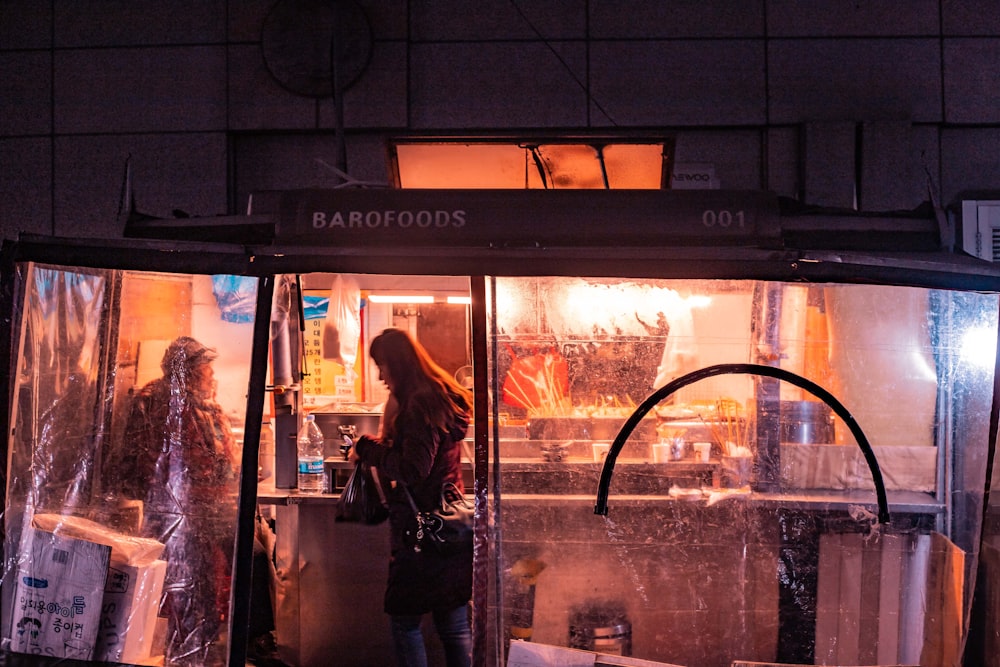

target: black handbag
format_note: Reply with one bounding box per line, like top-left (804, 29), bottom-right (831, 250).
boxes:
top-left (402, 481), bottom-right (474, 553)
top-left (336, 462), bottom-right (389, 524)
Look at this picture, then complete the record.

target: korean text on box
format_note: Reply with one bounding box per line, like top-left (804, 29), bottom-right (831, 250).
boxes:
top-left (10, 528), bottom-right (110, 660)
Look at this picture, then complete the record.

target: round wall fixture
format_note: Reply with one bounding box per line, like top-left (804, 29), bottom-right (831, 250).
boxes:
top-left (261, 0), bottom-right (373, 98)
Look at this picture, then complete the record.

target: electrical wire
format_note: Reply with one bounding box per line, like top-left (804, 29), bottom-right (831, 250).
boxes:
top-left (526, 146), bottom-right (550, 189)
top-left (595, 145), bottom-right (610, 189)
top-left (508, 0), bottom-right (618, 126)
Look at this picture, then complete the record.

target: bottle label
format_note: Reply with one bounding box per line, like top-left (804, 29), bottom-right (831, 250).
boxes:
top-left (298, 458), bottom-right (324, 474)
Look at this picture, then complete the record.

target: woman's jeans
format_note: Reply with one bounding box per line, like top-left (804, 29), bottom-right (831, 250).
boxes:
top-left (390, 604), bottom-right (472, 667)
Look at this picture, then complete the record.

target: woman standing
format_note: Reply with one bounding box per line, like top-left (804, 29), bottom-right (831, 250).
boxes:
top-left (350, 328), bottom-right (473, 667)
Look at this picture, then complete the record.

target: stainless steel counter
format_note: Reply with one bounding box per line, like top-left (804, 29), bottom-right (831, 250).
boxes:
top-left (496, 489), bottom-right (943, 515)
top-left (256, 483), bottom-right (393, 667)
top-left (253, 456), bottom-right (940, 666)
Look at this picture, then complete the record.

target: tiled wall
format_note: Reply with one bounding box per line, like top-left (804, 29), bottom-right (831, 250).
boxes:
top-left (2, 1), bottom-right (1000, 240)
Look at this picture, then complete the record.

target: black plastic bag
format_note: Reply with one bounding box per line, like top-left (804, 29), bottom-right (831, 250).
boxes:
top-left (336, 463), bottom-right (389, 524)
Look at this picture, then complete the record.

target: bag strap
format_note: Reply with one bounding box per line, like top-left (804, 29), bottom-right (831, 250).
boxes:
top-left (401, 481), bottom-right (463, 514)
top-left (368, 465), bottom-right (388, 508)
top-left (440, 481), bottom-right (466, 506)
top-left (400, 482), bottom-right (420, 515)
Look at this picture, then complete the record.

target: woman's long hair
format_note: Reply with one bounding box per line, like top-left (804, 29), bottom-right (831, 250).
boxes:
top-left (370, 328), bottom-right (471, 433)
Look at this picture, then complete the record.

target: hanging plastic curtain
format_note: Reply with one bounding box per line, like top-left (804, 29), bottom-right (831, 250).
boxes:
top-left (321, 274), bottom-right (361, 368)
top-left (211, 274), bottom-right (258, 323)
top-left (20, 266), bottom-right (108, 514)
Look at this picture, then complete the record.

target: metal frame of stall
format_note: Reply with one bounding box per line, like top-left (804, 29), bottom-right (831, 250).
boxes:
top-left (1, 188), bottom-right (999, 666)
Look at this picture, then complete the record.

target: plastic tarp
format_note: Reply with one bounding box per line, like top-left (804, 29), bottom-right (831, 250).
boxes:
top-left (2, 264), bottom-right (257, 667)
top-left (487, 276), bottom-right (993, 667)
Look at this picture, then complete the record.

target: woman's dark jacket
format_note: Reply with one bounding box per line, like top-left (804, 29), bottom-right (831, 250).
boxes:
top-left (353, 391), bottom-right (469, 553)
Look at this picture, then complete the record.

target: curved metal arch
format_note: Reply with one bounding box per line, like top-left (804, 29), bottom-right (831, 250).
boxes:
top-left (593, 363), bottom-right (890, 524)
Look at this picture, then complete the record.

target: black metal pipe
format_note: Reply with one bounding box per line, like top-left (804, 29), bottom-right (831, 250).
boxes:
top-left (594, 363), bottom-right (890, 524)
top-left (228, 274), bottom-right (275, 667)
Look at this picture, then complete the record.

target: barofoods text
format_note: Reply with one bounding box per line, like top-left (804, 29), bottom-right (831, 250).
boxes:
top-left (312, 209), bottom-right (467, 229)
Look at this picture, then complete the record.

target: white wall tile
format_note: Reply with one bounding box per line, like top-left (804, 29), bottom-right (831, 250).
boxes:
top-left (941, 128), bottom-right (1000, 204)
top-left (768, 38), bottom-right (942, 123)
top-left (942, 0), bottom-right (1000, 35)
top-left (409, 42), bottom-right (588, 127)
top-left (228, 44), bottom-right (318, 131)
top-left (590, 0), bottom-right (764, 38)
top-left (860, 121), bottom-right (923, 212)
top-left (411, 0), bottom-right (586, 40)
top-left (911, 124), bottom-right (941, 203)
top-left (944, 38), bottom-right (1000, 123)
top-left (54, 0), bottom-right (226, 47)
top-left (357, 0), bottom-right (408, 40)
top-left (802, 121), bottom-right (856, 209)
top-left (0, 52), bottom-right (51, 136)
top-left (0, 1), bottom-right (52, 49)
top-left (590, 40), bottom-right (766, 126)
top-left (767, 0), bottom-right (939, 36)
top-left (53, 133), bottom-right (227, 238)
top-left (54, 46), bottom-right (227, 133)
top-left (673, 130), bottom-right (764, 190)
top-left (318, 41), bottom-right (408, 128)
top-left (0, 138), bottom-right (53, 238)
top-left (232, 133), bottom-right (392, 209)
top-left (229, 0), bottom-right (276, 43)
top-left (766, 126), bottom-right (800, 198)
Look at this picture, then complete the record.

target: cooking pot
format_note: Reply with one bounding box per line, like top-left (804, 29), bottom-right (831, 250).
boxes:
top-left (568, 601), bottom-right (632, 656)
top-left (779, 400), bottom-right (834, 444)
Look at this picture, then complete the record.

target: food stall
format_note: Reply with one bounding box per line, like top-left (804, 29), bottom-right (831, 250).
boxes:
top-left (1, 188), bottom-right (998, 667)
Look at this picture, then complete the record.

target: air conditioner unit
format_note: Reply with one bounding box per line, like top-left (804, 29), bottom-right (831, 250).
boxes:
top-left (960, 200), bottom-right (1000, 261)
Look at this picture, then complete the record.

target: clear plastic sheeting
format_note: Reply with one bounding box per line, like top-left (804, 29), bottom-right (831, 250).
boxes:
top-left (2, 264), bottom-right (257, 667)
top-left (968, 354), bottom-right (1000, 665)
top-left (486, 276), bottom-right (996, 667)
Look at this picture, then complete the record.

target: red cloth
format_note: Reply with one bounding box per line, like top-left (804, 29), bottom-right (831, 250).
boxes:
top-left (502, 347), bottom-right (569, 410)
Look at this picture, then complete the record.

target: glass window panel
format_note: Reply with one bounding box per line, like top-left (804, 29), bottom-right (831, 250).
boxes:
top-left (486, 276), bottom-right (996, 666)
top-left (393, 142), bottom-right (667, 189)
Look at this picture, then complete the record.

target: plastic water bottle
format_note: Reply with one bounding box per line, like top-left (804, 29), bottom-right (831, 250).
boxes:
top-left (297, 414), bottom-right (325, 494)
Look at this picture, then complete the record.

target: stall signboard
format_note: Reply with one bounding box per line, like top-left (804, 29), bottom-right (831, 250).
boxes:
top-left (273, 189), bottom-right (781, 248)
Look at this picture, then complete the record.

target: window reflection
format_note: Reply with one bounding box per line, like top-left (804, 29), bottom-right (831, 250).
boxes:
top-left (487, 276), bottom-right (996, 666)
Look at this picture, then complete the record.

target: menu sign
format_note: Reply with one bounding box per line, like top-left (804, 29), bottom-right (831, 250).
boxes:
top-left (300, 293), bottom-right (358, 404)
top-left (275, 189), bottom-right (781, 248)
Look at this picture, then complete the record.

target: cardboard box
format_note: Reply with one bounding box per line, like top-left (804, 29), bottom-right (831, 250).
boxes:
top-left (506, 641), bottom-right (686, 667)
top-left (32, 513), bottom-right (165, 564)
top-left (507, 641), bottom-right (595, 667)
top-left (10, 528), bottom-right (110, 660)
top-left (30, 513), bottom-right (169, 665)
top-left (93, 559), bottom-right (168, 663)
top-left (814, 530), bottom-right (960, 667)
